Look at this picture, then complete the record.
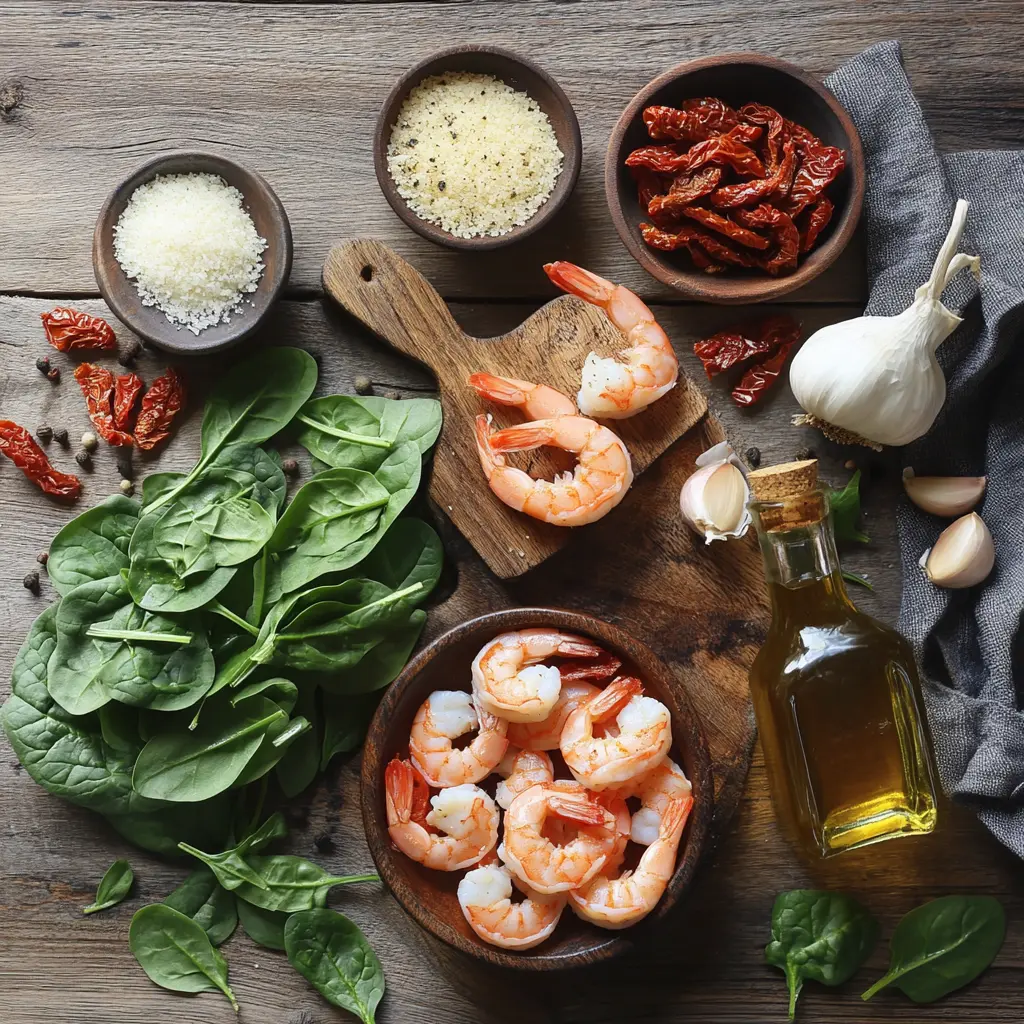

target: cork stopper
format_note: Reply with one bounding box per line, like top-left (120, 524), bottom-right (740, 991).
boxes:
top-left (747, 459), bottom-right (824, 530)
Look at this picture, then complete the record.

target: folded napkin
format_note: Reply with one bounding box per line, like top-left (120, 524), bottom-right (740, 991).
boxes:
top-left (824, 42), bottom-right (1024, 855)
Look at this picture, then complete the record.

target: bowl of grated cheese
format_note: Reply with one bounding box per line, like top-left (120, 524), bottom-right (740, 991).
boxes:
top-left (93, 152), bottom-right (293, 355)
top-left (375, 45), bottom-right (582, 250)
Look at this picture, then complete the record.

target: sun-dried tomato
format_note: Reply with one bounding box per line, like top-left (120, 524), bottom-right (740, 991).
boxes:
top-left (0, 420), bottom-right (81, 499)
top-left (740, 102), bottom-right (787, 171)
top-left (693, 314), bottom-right (802, 378)
top-left (711, 137), bottom-right (797, 209)
top-left (113, 373), bottom-right (144, 432)
top-left (135, 368), bottom-right (186, 452)
top-left (648, 167), bottom-right (722, 219)
top-left (799, 197), bottom-right (835, 252)
top-left (74, 363), bottom-right (134, 447)
top-left (734, 204), bottom-right (800, 275)
top-left (640, 222), bottom-right (758, 268)
top-left (785, 144), bottom-right (846, 216)
top-left (680, 205), bottom-right (771, 250)
top-left (685, 243), bottom-right (726, 274)
top-left (40, 308), bottom-right (117, 353)
top-left (643, 99), bottom-right (739, 142)
top-left (627, 124), bottom-right (764, 177)
top-left (731, 337), bottom-right (799, 407)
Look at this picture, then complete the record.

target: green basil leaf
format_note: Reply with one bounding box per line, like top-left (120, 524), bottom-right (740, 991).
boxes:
top-left (766, 889), bottom-right (879, 1019)
top-left (129, 904), bottom-right (239, 1011)
top-left (237, 899), bottom-right (290, 951)
top-left (285, 908), bottom-right (385, 1024)
top-left (83, 857), bottom-right (134, 914)
top-left (164, 868), bottom-right (238, 946)
top-left (233, 856), bottom-right (377, 913)
top-left (46, 495), bottom-right (140, 597)
top-left (829, 470), bottom-right (870, 545)
top-left (862, 895), bottom-right (1005, 1003)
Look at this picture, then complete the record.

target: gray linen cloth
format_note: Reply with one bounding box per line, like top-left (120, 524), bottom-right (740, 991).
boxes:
top-left (823, 42), bottom-right (1024, 854)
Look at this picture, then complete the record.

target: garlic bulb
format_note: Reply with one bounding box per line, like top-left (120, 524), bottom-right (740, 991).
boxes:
top-left (903, 467), bottom-right (987, 517)
top-left (679, 441), bottom-right (752, 543)
top-left (920, 512), bottom-right (994, 588)
top-left (790, 200), bottom-right (980, 449)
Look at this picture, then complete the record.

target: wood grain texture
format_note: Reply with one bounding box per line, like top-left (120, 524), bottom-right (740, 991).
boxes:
top-left (324, 239), bottom-right (706, 576)
top-left (2, 0), bottom-right (1023, 302)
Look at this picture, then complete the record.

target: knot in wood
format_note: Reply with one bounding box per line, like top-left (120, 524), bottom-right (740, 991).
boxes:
top-left (0, 79), bottom-right (24, 119)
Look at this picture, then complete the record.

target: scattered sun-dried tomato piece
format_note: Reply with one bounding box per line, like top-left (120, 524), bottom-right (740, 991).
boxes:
top-left (693, 314), bottom-right (802, 378)
top-left (74, 363), bottom-right (134, 447)
top-left (40, 308), bottom-right (117, 352)
top-left (0, 420), bottom-right (81, 499)
top-left (731, 337), bottom-right (800, 407)
top-left (113, 373), bottom-right (145, 432)
top-left (134, 369), bottom-right (186, 452)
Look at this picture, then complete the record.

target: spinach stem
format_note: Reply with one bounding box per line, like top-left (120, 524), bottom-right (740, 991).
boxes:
top-left (333, 873), bottom-right (380, 885)
top-left (87, 626), bottom-right (193, 644)
top-left (296, 414), bottom-right (392, 449)
top-left (272, 717), bottom-right (311, 748)
top-left (207, 601), bottom-right (260, 637)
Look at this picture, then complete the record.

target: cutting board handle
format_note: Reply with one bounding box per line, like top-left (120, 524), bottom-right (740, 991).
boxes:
top-left (322, 239), bottom-right (464, 362)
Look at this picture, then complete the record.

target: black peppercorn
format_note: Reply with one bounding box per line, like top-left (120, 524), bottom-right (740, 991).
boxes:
top-left (438, 180), bottom-right (446, 191)
top-left (23, 571), bottom-right (40, 594)
top-left (36, 425), bottom-right (53, 444)
top-left (281, 457), bottom-right (299, 477)
top-left (53, 427), bottom-right (69, 448)
top-left (745, 446), bottom-right (762, 468)
top-left (37, 551), bottom-right (49, 565)
top-left (353, 374), bottom-right (373, 395)
top-left (47, 366), bottom-right (61, 383)
top-left (36, 355), bottom-right (51, 376)
top-left (118, 338), bottom-right (142, 365)
top-left (795, 446), bottom-right (815, 461)
top-left (116, 451), bottom-right (134, 479)
top-left (313, 831), bottom-right (335, 854)
top-left (75, 449), bottom-right (92, 469)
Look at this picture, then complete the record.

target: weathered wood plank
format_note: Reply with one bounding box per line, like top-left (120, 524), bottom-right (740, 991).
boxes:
top-left (2, 0), bottom-right (1023, 301)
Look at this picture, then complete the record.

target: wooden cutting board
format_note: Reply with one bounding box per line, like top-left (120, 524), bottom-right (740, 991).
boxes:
top-left (323, 239), bottom-right (708, 578)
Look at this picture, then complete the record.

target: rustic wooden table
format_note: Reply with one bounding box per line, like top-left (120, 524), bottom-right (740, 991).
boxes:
top-left (3, 3), bottom-right (1023, 1022)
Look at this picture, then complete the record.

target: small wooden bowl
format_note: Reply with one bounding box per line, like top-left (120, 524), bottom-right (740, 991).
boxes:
top-left (606, 53), bottom-right (865, 304)
top-left (360, 607), bottom-right (713, 969)
top-left (374, 45), bottom-right (582, 251)
top-left (93, 152), bottom-right (292, 355)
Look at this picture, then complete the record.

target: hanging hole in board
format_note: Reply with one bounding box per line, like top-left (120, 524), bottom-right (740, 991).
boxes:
top-left (360, 265), bottom-right (374, 282)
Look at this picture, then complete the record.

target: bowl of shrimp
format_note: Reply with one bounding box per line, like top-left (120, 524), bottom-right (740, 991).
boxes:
top-left (360, 607), bottom-right (713, 969)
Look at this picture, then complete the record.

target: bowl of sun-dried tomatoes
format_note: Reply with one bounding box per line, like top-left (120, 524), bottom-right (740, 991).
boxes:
top-left (606, 53), bottom-right (864, 303)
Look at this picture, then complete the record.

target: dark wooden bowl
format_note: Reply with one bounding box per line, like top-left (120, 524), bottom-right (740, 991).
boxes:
top-left (374, 45), bottom-right (582, 251)
top-left (606, 53), bottom-right (865, 304)
top-left (360, 607), bottom-right (713, 970)
top-left (93, 152), bottom-right (292, 355)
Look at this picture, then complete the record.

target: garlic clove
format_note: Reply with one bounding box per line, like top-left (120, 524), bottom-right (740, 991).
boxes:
top-left (902, 467), bottom-right (987, 517)
top-left (923, 512), bottom-right (995, 588)
top-left (680, 457), bottom-right (752, 544)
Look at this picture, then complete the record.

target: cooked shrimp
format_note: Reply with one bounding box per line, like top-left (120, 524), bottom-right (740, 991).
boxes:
top-left (468, 372), bottom-right (576, 418)
top-left (544, 261), bottom-right (679, 419)
top-left (585, 791), bottom-right (632, 877)
top-left (458, 863), bottom-right (567, 950)
top-left (561, 676), bottom-right (672, 790)
top-left (409, 689), bottom-right (508, 788)
top-left (506, 681), bottom-right (601, 751)
top-left (472, 628), bottom-right (605, 723)
top-left (502, 780), bottom-right (617, 894)
top-left (558, 652), bottom-right (623, 685)
top-left (475, 414), bottom-right (633, 528)
top-left (568, 795), bottom-right (692, 929)
top-left (615, 758), bottom-right (692, 845)
top-left (495, 749), bottom-right (555, 810)
top-left (385, 759), bottom-right (499, 871)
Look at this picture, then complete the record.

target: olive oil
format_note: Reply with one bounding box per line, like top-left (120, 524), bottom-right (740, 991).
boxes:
top-left (746, 460), bottom-right (938, 859)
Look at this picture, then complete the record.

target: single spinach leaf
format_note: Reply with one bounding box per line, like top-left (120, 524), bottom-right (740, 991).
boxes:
top-left (132, 697), bottom-right (286, 802)
top-left (318, 610), bottom-right (426, 695)
top-left (237, 899), bottom-right (290, 951)
top-left (766, 889), bottom-right (878, 1019)
top-left (231, 677), bottom-right (299, 714)
top-left (97, 701), bottom-right (142, 755)
top-left (164, 868), bottom-right (238, 946)
top-left (352, 518), bottom-right (443, 596)
top-left (275, 686), bottom-right (320, 797)
top-left (829, 470), bottom-right (870, 545)
top-left (129, 903), bottom-right (239, 1011)
top-left (233, 856), bottom-right (377, 913)
top-left (177, 812), bottom-right (288, 892)
top-left (285, 908), bottom-right (384, 1024)
top-left (320, 691), bottom-right (380, 770)
top-left (107, 794), bottom-right (235, 858)
top-left (49, 576), bottom-right (214, 715)
top-left (47, 495), bottom-right (140, 596)
top-left (83, 857), bottom-right (134, 914)
top-left (862, 895), bottom-right (1005, 1003)
top-left (232, 713), bottom-right (312, 789)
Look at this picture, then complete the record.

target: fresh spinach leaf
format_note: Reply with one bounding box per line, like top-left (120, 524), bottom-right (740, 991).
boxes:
top-left (97, 701), bottom-right (142, 755)
top-left (177, 812), bottom-right (288, 892)
top-left (232, 713), bottom-right (312, 789)
top-left (132, 697), bottom-right (286, 801)
top-left (231, 677), bottom-right (299, 714)
top-left (107, 795), bottom-right (236, 858)
top-left (766, 889), bottom-right (878, 1019)
top-left (320, 691), bottom-right (379, 770)
top-left (48, 576), bottom-right (214, 716)
top-left (275, 686), bottom-right (321, 797)
top-left (47, 495), bottom-right (140, 597)
top-left (862, 895), bottom-right (1005, 1003)
top-left (285, 908), bottom-right (384, 1024)
top-left (129, 903), bottom-right (239, 1011)
top-left (319, 610), bottom-right (426, 695)
top-left (233, 856), bottom-right (377, 913)
top-left (164, 867), bottom-right (238, 946)
top-left (83, 857), bottom-right (134, 914)
top-left (829, 470), bottom-right (870, 545)
top-left (237, 899), bottom-right (290, 951)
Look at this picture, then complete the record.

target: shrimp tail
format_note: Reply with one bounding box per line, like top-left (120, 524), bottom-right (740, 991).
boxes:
top-left (468, 373), bottom-right (530, 406)
top-left (555, 637), bottom-right (606, 659)
top-left (488, 423), bottom-right (555, 453)
top-left (544, 261), bottom-right (616, 306)
top-left (474, 414), bottom-right (503, 472)
top-left (548, 792), bottom-right (612, 827)
top-left (560, 654), bottom-right (622, 683)
top-left (587, 676), bottom-right (644, 724)
top-left (385, 757), bottom-right (414, 824)
top-left (661, 794), bottom-right (693, 839)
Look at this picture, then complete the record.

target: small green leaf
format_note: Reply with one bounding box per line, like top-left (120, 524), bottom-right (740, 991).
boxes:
top-left (237, 899), bottom-right (290, 951)
top-left (164, 868), bottom-right (238, 946)
top-left (83, 858), bottom-right (134, 914)
top-left (233, 856), bottom-right (377, 914)
top-left (828, 470), bottom-right (870, 545)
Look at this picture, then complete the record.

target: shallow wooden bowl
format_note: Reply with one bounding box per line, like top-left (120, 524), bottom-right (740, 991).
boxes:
top-left (93, 151), bottom-right (292, 355)
top-left (374, 45), bottom-right (582, 251)
top-left (606, 52), bottom-right (865, 304)
top-left (360, 607), bottom-right (713, 969)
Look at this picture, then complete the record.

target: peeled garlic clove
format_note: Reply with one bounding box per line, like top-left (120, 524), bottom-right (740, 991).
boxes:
top-left (923, 512), bottom-right (995, 588)
top-left (902, 468), bottom-right (987, 517)
top-left (680, 458), bottom-right (751, 544)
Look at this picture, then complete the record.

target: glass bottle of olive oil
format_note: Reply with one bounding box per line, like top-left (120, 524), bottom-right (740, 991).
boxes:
top-left (746, 459), bottom-right (938, 859)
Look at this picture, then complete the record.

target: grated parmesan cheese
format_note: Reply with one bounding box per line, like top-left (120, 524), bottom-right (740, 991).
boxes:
top-left (113, 173), bottom-right (267, 335)
top-left (387, 71), bottom-right (563, 239)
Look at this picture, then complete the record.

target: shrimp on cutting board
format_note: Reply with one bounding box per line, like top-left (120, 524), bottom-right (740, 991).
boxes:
top-left (385, 758), bottom-right (499, 871)
top-left (472, 628), bottom-right (605, 723)
top-left (409, 689), bottom-right (508, 788)
top-left (458, 863), bottom-right (567, 950)
top-left (544, 261), bottom-right (679, 419)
